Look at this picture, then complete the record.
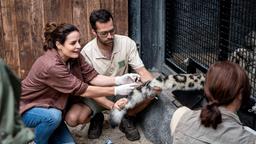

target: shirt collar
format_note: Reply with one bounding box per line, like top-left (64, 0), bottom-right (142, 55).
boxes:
top-left (219, 107), bottom-right (242, 125)
top-left (94, 35), bottom-right (120, 59)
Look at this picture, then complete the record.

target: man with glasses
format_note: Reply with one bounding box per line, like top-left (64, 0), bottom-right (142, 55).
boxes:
top-left (80, 9), bottom-right (154, 141)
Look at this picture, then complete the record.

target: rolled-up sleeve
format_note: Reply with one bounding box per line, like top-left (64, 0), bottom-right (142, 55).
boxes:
top-left (127, 40), bottom-right (144, 69)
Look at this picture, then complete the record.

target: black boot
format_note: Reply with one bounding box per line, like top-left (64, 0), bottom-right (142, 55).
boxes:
top-left (119, 115), bottom-right (140, 141)
top-left (88, 112), bottom-right (104, 139)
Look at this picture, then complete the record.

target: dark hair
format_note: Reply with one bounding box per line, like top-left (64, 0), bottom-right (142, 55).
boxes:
top-left (200, 61), bottom-right (251, 129)
top-left (43, 22), bottom-right (79, 51)
top-left (89, 9), bottom-right (113, 30)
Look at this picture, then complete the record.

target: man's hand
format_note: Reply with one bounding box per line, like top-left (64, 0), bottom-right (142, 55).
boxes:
top-left (112, 98), bottom-right (128, 110)
top-left (114, 83), bottom-right (139, 96)
top-left (115, 73), bottom-right (140, 85)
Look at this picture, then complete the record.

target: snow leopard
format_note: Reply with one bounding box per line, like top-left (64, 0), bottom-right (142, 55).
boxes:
top-left (109, 73), bottom-right (205, 128)
top-left (229, 31), bottom-right (256, 113)
top-left (229, 31), bottom-right (256, 81)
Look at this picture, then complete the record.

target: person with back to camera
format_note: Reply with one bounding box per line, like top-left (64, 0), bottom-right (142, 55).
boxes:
top-left (20, 22), bottom-right (141, 144)
top-left (170, 61), bottom-right (256, 144)
top-left (80, 9), bottom-right (155, 141)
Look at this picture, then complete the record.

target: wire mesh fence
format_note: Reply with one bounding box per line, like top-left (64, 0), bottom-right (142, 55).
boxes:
top-left (165, 0), bottom-right (256, 97)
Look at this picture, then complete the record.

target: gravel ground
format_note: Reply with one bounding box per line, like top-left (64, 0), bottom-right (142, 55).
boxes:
top-left (69, 111), bottom-right (153, 144)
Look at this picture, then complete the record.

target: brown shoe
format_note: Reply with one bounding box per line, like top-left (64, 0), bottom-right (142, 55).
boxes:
top-left (88, 112), bottom-right (104, 139)
top-left (119, 115), bottom-right (140, 141)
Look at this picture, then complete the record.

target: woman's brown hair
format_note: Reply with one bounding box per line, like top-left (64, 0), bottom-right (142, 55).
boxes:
top-left (200, 61), bottom-right (251, 129)
top-left (43, 22), bottom-right (79, 51)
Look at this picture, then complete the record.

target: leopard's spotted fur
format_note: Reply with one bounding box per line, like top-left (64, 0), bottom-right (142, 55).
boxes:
top-left (109, 73), bottom-right (205, 127)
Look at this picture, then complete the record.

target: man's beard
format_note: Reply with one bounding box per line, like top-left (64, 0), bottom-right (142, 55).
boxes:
top-left (101, 38), bottom-right (114, 46)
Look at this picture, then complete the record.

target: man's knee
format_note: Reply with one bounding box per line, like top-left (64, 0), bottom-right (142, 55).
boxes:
top-left (65, 104), bottom-right (92, 127)
top-left (77, 105), bottom-right (92, 124)
top-left (65, 113), bottom-right (79, 127)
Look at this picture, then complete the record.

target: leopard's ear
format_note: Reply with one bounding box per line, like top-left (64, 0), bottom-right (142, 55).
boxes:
top-left (155, 75), bottom-right (163, 82)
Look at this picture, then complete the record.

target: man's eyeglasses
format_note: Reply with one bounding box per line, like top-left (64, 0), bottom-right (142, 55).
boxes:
top-left (96, 28), bottom-right (115, 38)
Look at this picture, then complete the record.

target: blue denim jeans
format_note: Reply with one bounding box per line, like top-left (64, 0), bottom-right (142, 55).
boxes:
top-left (22, 107), bottom-right (75, 144)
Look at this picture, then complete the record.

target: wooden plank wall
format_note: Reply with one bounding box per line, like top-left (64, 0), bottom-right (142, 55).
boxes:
top-left (0, 0), bottom-right (128, 79)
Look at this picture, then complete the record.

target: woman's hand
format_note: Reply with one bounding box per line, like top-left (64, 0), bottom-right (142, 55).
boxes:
top-left (114, 83), bottom-right (139, 95)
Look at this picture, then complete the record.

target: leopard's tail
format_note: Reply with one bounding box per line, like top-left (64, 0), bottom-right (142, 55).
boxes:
top-left (109, 108), bottom-right (127, 128)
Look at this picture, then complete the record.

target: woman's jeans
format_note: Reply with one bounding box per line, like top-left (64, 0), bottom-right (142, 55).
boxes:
top-left (22, 107), bottom-right (75, 144)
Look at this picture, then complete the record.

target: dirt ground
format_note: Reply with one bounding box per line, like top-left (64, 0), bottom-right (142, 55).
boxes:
top-left (69, 112), bottom-right (153, 144)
